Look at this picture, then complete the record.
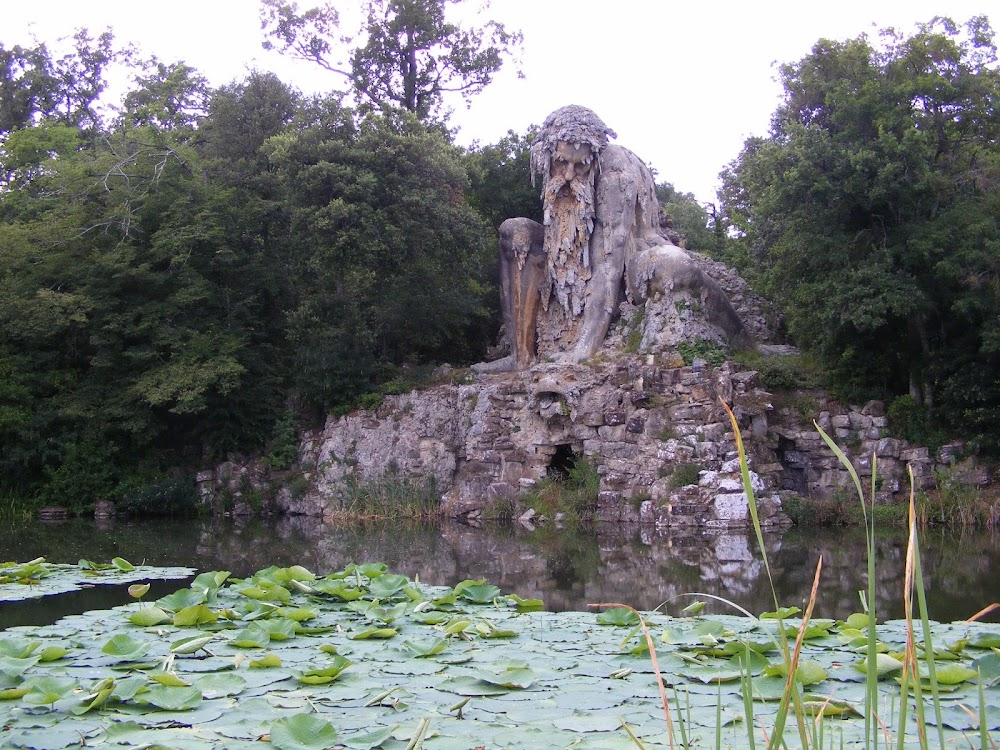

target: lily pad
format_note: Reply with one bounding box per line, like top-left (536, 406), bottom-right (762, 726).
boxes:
top-left (270, 713), bottom-right (338, 750)
top-left (596, 608), bottom-right (641, 627)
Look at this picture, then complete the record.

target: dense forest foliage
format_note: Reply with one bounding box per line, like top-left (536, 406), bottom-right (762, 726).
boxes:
top-left (1, 8), bottom-right (997, 510)
top-left (718, 16), bottom-right (1000, 452)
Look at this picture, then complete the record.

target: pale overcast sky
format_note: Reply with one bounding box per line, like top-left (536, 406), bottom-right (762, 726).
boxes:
top-left (4, 0), bottom-right (993, 203)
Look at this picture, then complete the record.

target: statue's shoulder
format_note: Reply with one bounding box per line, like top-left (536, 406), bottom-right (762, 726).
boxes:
top-left (599, 143), bottom-right (650, 175)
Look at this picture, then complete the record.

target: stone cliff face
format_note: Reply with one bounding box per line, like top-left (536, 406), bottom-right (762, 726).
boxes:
top-left (287, 357), bottom-right (785, 529)
top-left (199, 350), bottom-right (980, 527)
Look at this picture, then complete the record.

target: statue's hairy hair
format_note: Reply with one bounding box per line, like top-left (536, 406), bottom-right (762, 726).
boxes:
top-left (530, 105), bottom-right (617, 184)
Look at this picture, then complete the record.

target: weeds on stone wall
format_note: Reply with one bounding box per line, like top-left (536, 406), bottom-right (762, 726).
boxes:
top-left (732, 349), bottom-right (826, 390)
top-left (918, 466), bottom-right (1000, 528)
top-left (666, 462), bottom-right (702, 489)
top-left (523, 457), bottom-right (599, 523)
top-left (338, 474), bottom-right (442, 519)
top-left (676, 337), bottom-right (727, 367)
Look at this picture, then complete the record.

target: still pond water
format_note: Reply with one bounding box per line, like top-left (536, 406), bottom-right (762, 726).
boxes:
top-left (2, 516), bottom-right (998, 627)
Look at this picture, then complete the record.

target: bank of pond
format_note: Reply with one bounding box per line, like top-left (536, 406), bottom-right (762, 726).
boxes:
top-left (1, 558), bottom-right (999, 749)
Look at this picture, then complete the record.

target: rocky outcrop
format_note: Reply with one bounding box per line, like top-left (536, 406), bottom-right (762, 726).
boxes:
top-left (198, 350), bottom-right (985, 529)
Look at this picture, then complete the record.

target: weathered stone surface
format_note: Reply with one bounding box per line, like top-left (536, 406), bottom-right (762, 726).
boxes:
top-left (198, 258), bottom-right (987, 530)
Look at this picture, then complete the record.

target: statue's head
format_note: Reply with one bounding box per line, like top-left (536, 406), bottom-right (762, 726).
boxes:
top-left (531, 106), bottom-right (616, 315)
top-left (530, 105), bottom-right (616, 188)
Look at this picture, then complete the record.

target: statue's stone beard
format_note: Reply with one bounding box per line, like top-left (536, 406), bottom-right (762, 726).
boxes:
top-left (539, 171), bottom-right (596, 316)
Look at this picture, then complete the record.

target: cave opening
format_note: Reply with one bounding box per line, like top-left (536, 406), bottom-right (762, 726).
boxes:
top-left (549, 443), bottom-right (578, 480)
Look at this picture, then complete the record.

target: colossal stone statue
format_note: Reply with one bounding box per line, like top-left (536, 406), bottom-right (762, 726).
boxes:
top-left (476, 105), bottom-right (749, 373)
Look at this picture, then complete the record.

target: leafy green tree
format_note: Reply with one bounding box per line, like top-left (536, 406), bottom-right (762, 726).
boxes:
top-left (265, 105), bottom-right (493, 409)
top-left (721, 16), bottom-right (1000, 449)
top-left (0, 29), bottom-right (120, 135)
top-left (655, 183), bottom-right (727, 258)
top-left (259, 0), bottom-right (521, 120)
top-left (463, 128), bottom-right (540, 230)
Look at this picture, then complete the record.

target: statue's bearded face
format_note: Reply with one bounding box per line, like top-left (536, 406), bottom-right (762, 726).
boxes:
top-left (551, 142), bottom-right (594, 188)
top-left (540, 141), bottom-right (597, 315)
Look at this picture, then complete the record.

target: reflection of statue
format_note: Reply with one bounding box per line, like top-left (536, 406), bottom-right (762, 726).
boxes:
top-left (476, 105), bottom-right (748, 373)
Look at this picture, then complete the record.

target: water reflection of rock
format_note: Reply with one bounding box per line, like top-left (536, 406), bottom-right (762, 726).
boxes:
top-left (1, 517), bottom-right (995, 622)
top-left (186, 517), bottom-right (999, 621)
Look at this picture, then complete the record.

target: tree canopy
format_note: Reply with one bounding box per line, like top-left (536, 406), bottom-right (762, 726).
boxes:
top-left (0, 28), bottom-right (514, 508)
top-left (720, 16), bottom-right (1000, 448)
top-left (259, 0), bottom-right (522, 120)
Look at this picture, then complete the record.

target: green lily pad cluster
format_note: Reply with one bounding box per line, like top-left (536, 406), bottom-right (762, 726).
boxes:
top-left (1, 561), bottom-right (998, 749)
top-left (0, 557), bottom-right (195, 602)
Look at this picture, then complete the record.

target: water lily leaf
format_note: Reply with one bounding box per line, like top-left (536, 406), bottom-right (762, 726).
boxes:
top-left (134, 684), bottom-right (203, 711)
top-left (311, 579), bottom-right (364, 601)
top-left (720, 639), bottom-right (774, 657)
top-left (413, 612), bottom-right (450, 625)
top-left (22, 676), bottom-right (77, 706)
top-left (0, 639), bottom-right (39, 658)
top-left (727, 649), bottom-right (770, 673)
top-left (402, 639), bottom-right (447, 657)
top-left (973, 652), bottom-right (1000, 686)
top-left (458, 583), bottom-right (502, 604)
top-left (110, 675), bottom-right (147, 701)
top-left (682, 666), bottom-right (745, 683)
top-left (507, 594), bottom-right (544, 612)
top-left (239, 582), bottom-right (291, 603)
top-left (173, 604), bottom-right (219, 627)
top-left (349, 627), bottom-right (397, 640)
top-left (191, 570), bottom-right (231, 599)
top-left (270, 713), bottom-right (338, 750)
top-left (69, 677), bottom-right (115, 714)
top-left (265, 618), bottom-right (298, 641)
top-left (273, 565), bottom-right (316, 583)
top-left (0, 685), bottom-right (31, 700)
top-left (760, 606), bottom-right (801, 619)
top-left (128, 606), bottom-right (172, 627)
top-left (682, 601), bottom-right (707, 615)
top-left (478, 666), bottom-right (536, 689)
top-left (596, 607), bottom-right (641, 627)
top-left (170, 634), bottom-right (214, 655)
top-left (852, 653), bottom-right (904, 679)
top-left (969, 631), bottom-right (1000, 649)
top-left (277, 607), bottom-right (317, 622)
top-left (156, 587), bottom-right (207, 612)
top-left (342, 724), bottom-right (396, 750)
top-left (801, 696), bottom-right (862, 717)
top-left (764, 659), bottom-right (827, 685)
top-left (101, 634), bottom-right (150, 661)
top-left (842, 612), bottom-right (870, 629)
top-left (438, 676), bottom-right (511, 696)
top-left (443, 618), bottom-right (472, 635)
top-left (111, 557), bottom-right (135, 572)
top-left (783, 623), bottom-right (835, 640)
top-left (552, 714), bottom-right (622, 732)
top-left (297, 655), bottom-right (352, 684)
top-left (148, 671), bottom-right (191, 687)
top-left (927, 703), bottom-right (1000, 731)
top-left (231, 622), bottom-right (271, 649)
top-left (746, 675), bottom-right (790, 702)
top-left (479, 624), bottom-right (517, 639)
top-left (933, 663), bottom-right (980, 685)
top-left (368, 574), bottom-right (410, 599)
top-left (127, 583), bottom-right (150, 599)
top-left (249, 652), bottom-right (282, 668)
top-left (196, 673), bottom-right (247, 698)
top-left (357, 563), bottom-right (388, 579)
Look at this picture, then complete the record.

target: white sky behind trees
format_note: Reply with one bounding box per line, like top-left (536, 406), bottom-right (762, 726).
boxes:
top-left (5, 0), bottom-right (993, 204)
